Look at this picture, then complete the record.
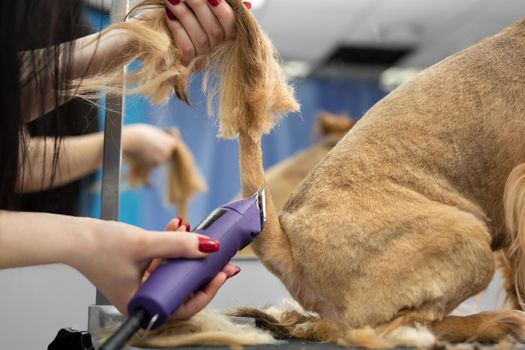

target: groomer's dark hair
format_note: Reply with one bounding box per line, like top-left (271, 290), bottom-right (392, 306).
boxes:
top-left (0, 0), bottom-right (85, 209)
top-left (18, 17), bottom-right (100, 215)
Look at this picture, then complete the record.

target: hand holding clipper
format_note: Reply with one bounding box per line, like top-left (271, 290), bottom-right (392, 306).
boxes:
top-left (100, 189), bottom-right (266, 350)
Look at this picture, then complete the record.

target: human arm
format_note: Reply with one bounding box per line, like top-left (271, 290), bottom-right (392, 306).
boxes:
top-left (20, 0), bottom-right (238, 122)
top-left (0, 212), bottom-right (237, 317)
top-left (18, 123), bottom-right (177, 193)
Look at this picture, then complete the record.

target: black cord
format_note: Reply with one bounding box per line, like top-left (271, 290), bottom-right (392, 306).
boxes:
top-left (99, 308), bottom-right (149, 350)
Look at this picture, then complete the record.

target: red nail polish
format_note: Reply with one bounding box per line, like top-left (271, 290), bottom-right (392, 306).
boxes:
top-left (243, 1), bottom-right (251, 9)
top-left (230, 267), bottom-right (241, 278)
top-left (168, 0), bottom-right (180, 5)
top-left (165, 7), bottom-right (177, 21)
top-left (185, 223), bottom-right (190, 232)
top-left (176, 216), bottom-right (182, 224)
top-left (208, 0), bottom-right (221, 7)
top-left (198, 237), bottom-right (220, 252)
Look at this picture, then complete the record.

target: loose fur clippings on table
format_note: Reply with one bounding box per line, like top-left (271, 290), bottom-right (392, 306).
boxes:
top-left (98, 309), bottom-right (278, 348)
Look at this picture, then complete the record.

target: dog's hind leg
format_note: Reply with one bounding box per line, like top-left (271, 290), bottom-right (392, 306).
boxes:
top-left (374, 207), bottom-right (525, 343)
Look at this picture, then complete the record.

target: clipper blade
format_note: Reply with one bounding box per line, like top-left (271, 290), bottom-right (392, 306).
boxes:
top-left (254, 188), bottom-right (267, 231)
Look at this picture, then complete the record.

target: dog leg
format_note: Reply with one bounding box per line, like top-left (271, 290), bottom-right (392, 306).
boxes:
top-left (370, 207), bottom-right (507, 343)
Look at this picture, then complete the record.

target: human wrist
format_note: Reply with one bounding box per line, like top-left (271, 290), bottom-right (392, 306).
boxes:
top-left (122, 125), bottom-right (139, 156)
top-left (61, 216), bottom-right (102, 271)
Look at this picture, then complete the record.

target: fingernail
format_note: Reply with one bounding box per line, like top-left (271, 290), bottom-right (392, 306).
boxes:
top-left (176, 216), bottom-right (182, 225)
top-left (198, 237), bottom-right (220, 252)
top-left (208, 0), bottom-right (221, 7)
top-left (184, 223), bottom-right (190, 232)
top-left (243, 1), bottom-right (251, 9)
top-left (168, 0), bottom-right (180, 5)
top-left (165, 7), bottom-right (177, 21)
top-left (230, 266), bottom-right (241, 278)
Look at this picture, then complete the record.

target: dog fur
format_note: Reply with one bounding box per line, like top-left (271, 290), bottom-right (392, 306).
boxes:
top-left (238, 17), bottom-right (525, 343)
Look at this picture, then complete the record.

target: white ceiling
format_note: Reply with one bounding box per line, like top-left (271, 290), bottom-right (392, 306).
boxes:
top-left (253, 0), bottom-right (525, 68)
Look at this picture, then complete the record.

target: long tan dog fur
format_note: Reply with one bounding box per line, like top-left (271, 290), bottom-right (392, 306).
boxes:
top-left (81, 1), bottom-right (525, 346)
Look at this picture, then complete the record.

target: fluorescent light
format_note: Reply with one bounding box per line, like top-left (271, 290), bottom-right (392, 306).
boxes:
top-left (380, 67), bottom-right (422, 91)
top-left (282, 61), bottom-right (312, 79)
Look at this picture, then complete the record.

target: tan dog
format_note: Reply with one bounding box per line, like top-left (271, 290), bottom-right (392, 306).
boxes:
top-left (236, 17), bottom-right (525, 343)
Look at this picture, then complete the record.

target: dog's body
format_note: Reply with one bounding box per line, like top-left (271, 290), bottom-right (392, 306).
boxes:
top-left (241, 18), bottom-right (525, 342)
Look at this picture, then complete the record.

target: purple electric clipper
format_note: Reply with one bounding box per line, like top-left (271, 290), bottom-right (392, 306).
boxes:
top-left (100, 188), bottom-right (266, 350)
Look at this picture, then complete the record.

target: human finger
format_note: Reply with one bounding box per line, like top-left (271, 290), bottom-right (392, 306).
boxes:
top-left (143, 231), bottom-right (219, 260)
top-left (166, 216), bottom-right (184, 231)
top-left (146, 217), bottom-right (188, 276)
top-left (204, 0), bottom-right (236, 40)
top-left (165, 7), bottom-right (196, 65)
top-left (184, 0), bottom-right (225, 49)
top-left (165, 1), bottom-right (210, 57)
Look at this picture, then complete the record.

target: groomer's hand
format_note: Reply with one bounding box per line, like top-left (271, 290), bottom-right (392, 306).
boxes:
top-left (72, 217), bottom-right (238, 316)
top-left (122, 124), bottom-right (177, 168)
top-left (160, 218), bottom-right (240, 321)
top-left (164, 0), bottom-right (250, 66)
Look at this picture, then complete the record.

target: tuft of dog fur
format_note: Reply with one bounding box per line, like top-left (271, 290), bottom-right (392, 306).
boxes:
top-left (99, 309), bottom-right (277, 348)
top-left (165, 129), bottom-right (207, 220)
top-left (315, 110), bottom-right (355, 142)
top-left (230, 306), bottom-right (436, 349)
top-left (126, 129), bottom-right (206, 220)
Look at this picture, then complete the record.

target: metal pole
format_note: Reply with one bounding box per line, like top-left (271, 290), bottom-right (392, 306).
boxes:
top-left (96, 0), bottom-right (129, 305)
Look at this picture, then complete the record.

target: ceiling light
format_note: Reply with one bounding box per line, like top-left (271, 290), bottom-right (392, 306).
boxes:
top-left (282, 61), bottom-right (312, 79)
top-left (380, 67), bottom-right (422, 91)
